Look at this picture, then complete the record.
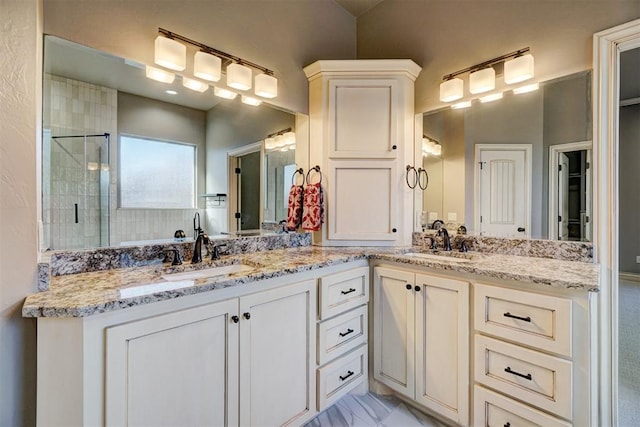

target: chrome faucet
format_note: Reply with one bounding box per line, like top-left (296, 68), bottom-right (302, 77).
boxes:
top-left (438, 227), bottom-right (452, 251)
top-left (191, 229), bottom-right (209, 263)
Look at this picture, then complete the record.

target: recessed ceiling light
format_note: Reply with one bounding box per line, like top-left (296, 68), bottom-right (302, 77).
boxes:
top-left (165, 90), bottom-right (178, 95)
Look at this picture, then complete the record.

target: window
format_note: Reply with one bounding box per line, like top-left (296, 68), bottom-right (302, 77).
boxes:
top-left (119, 135), bottom-right (196, 208)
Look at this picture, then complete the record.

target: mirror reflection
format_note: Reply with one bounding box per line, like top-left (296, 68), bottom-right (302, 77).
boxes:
top-left (42, 35), bottom-right (296, 251)
top-left (421, 71), bottom-right (592, 241)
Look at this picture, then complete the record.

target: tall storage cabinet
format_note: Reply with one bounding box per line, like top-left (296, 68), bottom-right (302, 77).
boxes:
top-left (304, 60), bottom-right (421, 246)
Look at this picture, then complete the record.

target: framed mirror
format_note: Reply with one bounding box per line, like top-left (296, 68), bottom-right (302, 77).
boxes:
top-left (420, 70), bottom-right (592, 241)
top-left (42, 35), bottom-right (297, 251)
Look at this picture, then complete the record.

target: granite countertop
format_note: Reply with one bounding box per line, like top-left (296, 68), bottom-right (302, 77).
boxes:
top-left (22, 246), bottom-right (600, 318)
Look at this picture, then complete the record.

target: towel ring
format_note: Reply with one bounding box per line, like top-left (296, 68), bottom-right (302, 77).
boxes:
top-left (417, 168), bottom-right (429, 190)
top-left (305, 165), bottom-right (322, 185)
top-left (405, 165), bottom-right (418, 189)
top-left (291, 167), bottom-right (304, 186)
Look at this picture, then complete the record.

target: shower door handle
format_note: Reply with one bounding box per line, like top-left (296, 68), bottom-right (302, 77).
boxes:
top-left (74, 203), bottom-right (79, 224)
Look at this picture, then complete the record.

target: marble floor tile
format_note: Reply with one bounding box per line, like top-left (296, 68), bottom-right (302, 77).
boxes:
top-left (305, 393), bottom-right (445, 427)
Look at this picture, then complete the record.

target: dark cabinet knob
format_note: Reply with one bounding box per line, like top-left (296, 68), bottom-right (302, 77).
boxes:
top-left (392, 228), bottom-right (397, 233)
top-left (414, 285), bottom-right (421, 292)
top-left (231, 315), bottom-right (239, 324)
top-left (406, 284), bottom-right (412, 290)
top-left (243, 312), bottom-right (251, 320)
top-left (392, 145), bottom-right (397, 150)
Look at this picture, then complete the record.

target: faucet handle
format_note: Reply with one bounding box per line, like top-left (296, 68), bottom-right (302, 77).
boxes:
top-left (165, 248), bottom-right (182, 266)
top-left (211, 243), bottom-right (229, 260)
top-left (459, 240), bottom-right (469, 253)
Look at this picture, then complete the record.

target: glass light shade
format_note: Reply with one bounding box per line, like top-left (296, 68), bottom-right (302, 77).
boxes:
top-left (469, 68), bottom-right (495, 94)
top-left (227, 63), bottom-right (252, 90)
top-left (264, 137), bottom-right (276, 150)
top-left (480, 92), bottom-right (503, 103)
top-left (451, 100), bottom-right (472, 110)
top-left (513, 82), bottom-right (539, 94)
top-left (194, 52), bottom-right (222, 82)
top-left (182, 77), bottom-right (209, 93)
top-left (214, 87), bottom-right (237, 99)
top-left (280, 146), bottom-right (290, 152)
top-left (241, 95), bottom-right (262, 106)
top-left (255, 74), bottom-right (278, 98)
top-left (87, 162), bottom-right (99, 171)
top-left (274, 134), bottom-right (286, 148)
top-left (439, 78), bottom-right (464, 102)
top-left (283, 131), bottom-right (296, 146)
top-left (504, 54), bottom-right (534, 84)
top-left (154, 36), bottom-right (186, 71)
top-left (431, 144), bottom-right (442, 156)
top-left (145, 65), bottom-right (175, 84)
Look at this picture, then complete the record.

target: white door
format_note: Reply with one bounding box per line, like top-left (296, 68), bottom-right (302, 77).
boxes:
top-left (558, 153), bottom-right (570, 240)
top-left (239, 280), bottom-right (316, 426)
top-left (373, 266), bottom-right (415, 398)
top-left (105, 300), bottom-right (239, 427)
top-left (476, 145), bottom-right (531, 237)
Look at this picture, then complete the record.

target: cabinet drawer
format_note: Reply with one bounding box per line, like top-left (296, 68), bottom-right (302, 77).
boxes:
top-left (317, 345), bottom-right (367, 410)
top-left (475, 335), bottom-right (572, 420)
top-left (474, 283), bottom-right (572, 356)
top-left (318, 305), bottom-right (367, 365)
top-left (474, 386), bottom-right (571, 427)
top-left (319, 266), bottom-right (369, 319)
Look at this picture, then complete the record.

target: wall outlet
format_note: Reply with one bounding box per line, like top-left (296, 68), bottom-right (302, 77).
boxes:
top-left (448, 212), bottom-right (457, 221)
top-left (636, 256), bottom-right (640, 264)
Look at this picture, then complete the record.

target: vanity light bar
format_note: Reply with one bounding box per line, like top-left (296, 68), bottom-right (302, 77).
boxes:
top-left (513, 82), bottom-right (539, 94)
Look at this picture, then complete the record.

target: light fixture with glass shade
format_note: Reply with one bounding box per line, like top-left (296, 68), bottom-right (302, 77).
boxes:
top-left (513, 82), bottom-right (539, 94)
top-left (214, 87), bottom-right (237, 100)
top-left (255, 73), bottom-right (278, 98)
top-left (480, 92), bottom-right (504, 103)
top-left (451, 100), bottom-right (472, 109)
top-left (439, 78), bottom-right (464, 102)
top-left (469, 67), bottom-right (495, 94)
top-left (154, 36), bottom-right (186, 71)
top-left (227, 63), bottom-right (252, 90)
top-left (146, 65), bottom-right (176, 84)
top-left (182, 77), bottom-right (209, 92)
top-left (241, 95), bottom-right (262, 106)
top-left (194, 51), bottom-right (222, 82)
top-left (504, 53), bottom-right (534, 84)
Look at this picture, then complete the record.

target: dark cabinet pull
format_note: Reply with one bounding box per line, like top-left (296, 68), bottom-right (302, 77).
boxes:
top-left (504, 366), bottom-right (532, 381)
top-left (339, 328), bottom-right (354, 337)
top-left (392, 228), bottom-right (397, 233)
top-left (517, 227), bottom-right (525, 232)
top-left (406, 284), bottom-right (412, 290)
top-left (341, 288), bottom-right (356, 295)
top-left (503, 312), bottom-right (531, 322)
top-left (392, 145), bottom-right (397, 150)
top-left (231, 315), bottom-right (239, 323)
top-left (339, 370), bottom-right (354, 381)
top-left (504, 423), bottom-right (511, 427)
top-left (243, 312), bottom-right (251, 320)
top-left (415, 285), bottom-right (421, 292)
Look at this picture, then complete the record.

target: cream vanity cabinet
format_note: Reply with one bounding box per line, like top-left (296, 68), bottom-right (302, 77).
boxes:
top-left (304, 60), bottom-right (421, 247)
top-left (472, 282), bottom-right (592, 427)
top-left (371, 265), bottom-right (470, 425)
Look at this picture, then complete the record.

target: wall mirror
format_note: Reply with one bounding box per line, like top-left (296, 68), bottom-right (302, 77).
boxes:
top-left (42, 35), bottom-right (296, 251)
top-left (420, 70), bottom-right (592, 241)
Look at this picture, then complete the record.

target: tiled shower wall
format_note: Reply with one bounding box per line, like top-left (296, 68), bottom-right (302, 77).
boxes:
top-left (42, 74), bottom-right (116, 250)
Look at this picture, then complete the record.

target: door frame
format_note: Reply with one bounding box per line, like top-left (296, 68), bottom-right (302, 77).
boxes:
top-left (548, 141), bottom-right (592, 240)
top-left (593, 18), bottom-right (640, 427)
top-left (473, 144), bottom-right (532, 237)
top-left (227, 142), bottom-right (264, 233)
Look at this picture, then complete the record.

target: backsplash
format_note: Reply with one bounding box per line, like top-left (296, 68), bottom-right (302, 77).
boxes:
top-left (38, 232), bottom-right (311, 290)
top-left (412, 232), bottom-right (593, 263)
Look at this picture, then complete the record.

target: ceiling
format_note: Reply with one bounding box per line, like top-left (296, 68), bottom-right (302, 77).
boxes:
top-left (334, 0), bottom-right (385, 17)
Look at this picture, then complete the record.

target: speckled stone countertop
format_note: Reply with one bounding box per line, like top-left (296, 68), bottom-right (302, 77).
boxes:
top-left (23, 246), bottom-right (599, 318)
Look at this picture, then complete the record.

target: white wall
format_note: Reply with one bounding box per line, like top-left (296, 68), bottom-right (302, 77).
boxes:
top-left (0, 0), bottom-right (40, 425)
top-left (357, 0), bottom-right (640, 113)
top-left (43, 0), bottom-right (357, 114)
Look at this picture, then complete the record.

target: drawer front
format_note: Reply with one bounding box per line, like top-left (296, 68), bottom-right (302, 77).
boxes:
top-left (474, 386), bottom-right (571, 427)
top-left (474, 283), bottom-right (572, 357)
top-left (319, 266), bottom-right (369, 319)
top-left (317, 345), bottom-right (368, 410)
top-left (475, 335), bottom-right (573, 420)
top-left (318, 305), bottom-right (367, 365)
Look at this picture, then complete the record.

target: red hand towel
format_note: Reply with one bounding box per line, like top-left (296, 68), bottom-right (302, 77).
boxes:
top-left (302, 182), bottom-right (324, 231)
top-left (286, 185), bottom-right (304, 231)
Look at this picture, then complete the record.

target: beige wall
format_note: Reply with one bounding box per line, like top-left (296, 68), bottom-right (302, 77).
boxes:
top-left (43, 0), bottom-right (357, 114)
top-left (0, 0), bottom-right (40, 425)
top-left (357, 0), bottom-right (640, 113)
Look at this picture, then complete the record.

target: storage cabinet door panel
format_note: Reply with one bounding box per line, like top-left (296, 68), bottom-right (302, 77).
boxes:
top-left (415, 273), bottom-right (469, 425)
top-left (239, 280), bottom-right (316, 427)
top-left (373, 267), bottom-right (415, 397)
top-left (106, 300), bottom-right (239, 427)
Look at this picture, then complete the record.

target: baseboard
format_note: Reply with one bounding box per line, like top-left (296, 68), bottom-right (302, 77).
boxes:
top-left (619, 272), bottom-right (640, 283)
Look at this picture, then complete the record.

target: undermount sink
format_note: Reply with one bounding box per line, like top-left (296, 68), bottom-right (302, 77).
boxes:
top-left (403, 252), bottom-right (476, 263)
top-left (161, 263), bottom-right (256, 282)
top-left (119, 264), bottom-right (256, 299)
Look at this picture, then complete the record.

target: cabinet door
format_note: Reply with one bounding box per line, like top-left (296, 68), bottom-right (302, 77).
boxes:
top-left (239, 280), bottom-right (317, 426)
top-left (415, 273), bottom-right (469, 425)
top-left (105, 299), bottom-right (239, 427)
top-left (328, 78), bottom-right (399, 159)
top-left (328, 160), bottom-right (398, 241)
top-left (373, 266), bottom-right (415, 398)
